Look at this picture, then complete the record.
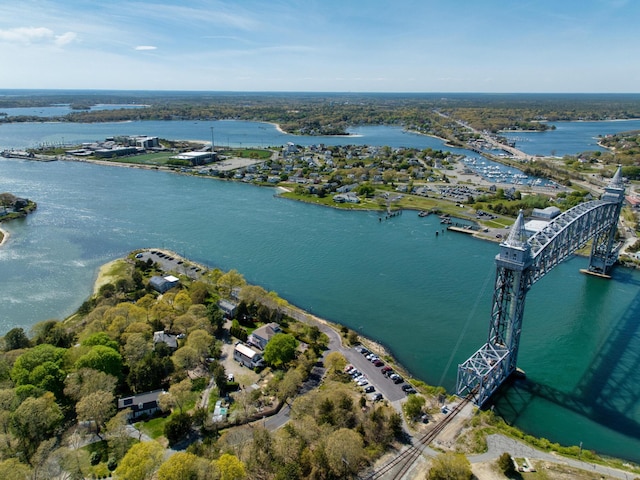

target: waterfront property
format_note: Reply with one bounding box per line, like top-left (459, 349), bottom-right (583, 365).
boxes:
top-left (149, 275), bottom-right (180, 293)
top-left (248, 322), bottom-right (282, 350)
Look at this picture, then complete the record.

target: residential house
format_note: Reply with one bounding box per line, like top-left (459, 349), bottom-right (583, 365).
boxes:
top-left (218, 299), bottom-right (238, 318)
top-left (248, 322), bottom-right (282, 350)
top-left (153, 331), bottom-right (179, 349)
top-left (233, 343), bottom-right (265, 369)
top-left (117, 390), bottom-right (165, 420)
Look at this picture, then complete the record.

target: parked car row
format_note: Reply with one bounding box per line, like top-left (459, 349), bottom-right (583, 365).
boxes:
top-left (354, 345), bottom-right (417, 396)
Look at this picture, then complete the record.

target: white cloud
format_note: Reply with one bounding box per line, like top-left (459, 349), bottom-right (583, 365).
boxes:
top-left (0, 26), bottom-right (76, 47)
top-left (135, 45), bottom-right (157, 51)
top-left (0, 26), bottom-right (53, 44)
top-left (55, 31), bottom-right (77, 47)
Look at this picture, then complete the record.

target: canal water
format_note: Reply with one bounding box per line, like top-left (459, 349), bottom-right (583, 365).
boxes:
top-left (1, 119), bottom-right (640, 462)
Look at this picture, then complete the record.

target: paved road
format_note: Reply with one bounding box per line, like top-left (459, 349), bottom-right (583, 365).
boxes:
top-left (469, 434), bottom-right (632, 480)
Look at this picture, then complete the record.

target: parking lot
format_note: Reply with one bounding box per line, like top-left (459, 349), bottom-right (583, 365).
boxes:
top-left (342, 345), bottom-right (414, 403)
top-left (136, 249), bottom-right (207, 280)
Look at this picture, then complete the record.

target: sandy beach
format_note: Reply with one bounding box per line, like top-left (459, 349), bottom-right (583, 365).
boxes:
top-left (0, 227), bottom-right (8, 247)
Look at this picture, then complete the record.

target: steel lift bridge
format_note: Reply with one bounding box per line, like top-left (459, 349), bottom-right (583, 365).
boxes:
top-left (457, 166), bottom-right (626, 406)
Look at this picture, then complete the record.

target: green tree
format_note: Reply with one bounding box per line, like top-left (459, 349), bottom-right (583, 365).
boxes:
top-left (186, 329), bottom-right (213, 360)
top-left (105, 410), bottom-right (132, 463)
top-left (30, 320), bottom-right (74, 348)
top-left (158, 378), bottom-right (195, 414)
top-left (157, 452), bottom-right (207, 480)
top-left (2, 328), bottom-right (30, 351)
top-left (263, 333), bottom-right (297, 367)
top-left (75, 345), bottom-right (123, 377)
top-left (82, 331), bottom-right (120, 351)
top-left (277, 368), bottom-right (304, 402)
top-left (11, 344), bottom-right (66, 388)
top-left (164, 412), bottom-right (192, 447)
top-left (324, 351), bottom-right (347, 374)
top-left (402, 393), bottom-right (426, 421)
top-left (216, 453), bottom-right (246, 480)
top-left (114, 441), bottom-right (164, 480)
top-left (10, 392), bottom-right (63, 459)
top-left (172, 345), bottom-right (199, 371)
top-left (497, 452), bottom-right (518, 477)
top-left (324, 428), bottom-right (365, 477)
top-left (64, 368), bottom-right (118, 401)
top-left (0, 458), bottom-right (31, 479)
top-left (216, 269), bottom-right (246, 298)
top-left (427, 452), bottom-right (472, 480)
top-left (76, 390), bottom-right (116, 438)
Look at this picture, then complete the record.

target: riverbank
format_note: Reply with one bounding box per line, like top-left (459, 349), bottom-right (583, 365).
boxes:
top-left (0, 227), bottom-right (7, 246)
top-left (88, 250), bottom-right (640, 477)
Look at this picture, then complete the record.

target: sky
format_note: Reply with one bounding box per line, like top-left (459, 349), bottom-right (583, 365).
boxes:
top-left (0, 0), bottom-right (638, 93)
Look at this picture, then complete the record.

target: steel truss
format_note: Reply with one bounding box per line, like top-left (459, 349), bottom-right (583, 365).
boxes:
top-left (457, 169), bottom-right (625, 406)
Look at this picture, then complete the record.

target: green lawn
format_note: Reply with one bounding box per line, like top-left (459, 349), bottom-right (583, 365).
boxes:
top-left (136, 416), bottom-right (168, 439)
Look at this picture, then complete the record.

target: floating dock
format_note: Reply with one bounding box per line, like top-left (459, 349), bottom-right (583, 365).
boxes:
top-left (579, 268), bottom-right (612, 279)
top-left (447, 226), bottom-right (476, 235)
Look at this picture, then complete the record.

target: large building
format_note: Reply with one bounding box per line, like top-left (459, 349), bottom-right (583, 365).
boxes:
top-left (171, 151), bottom-right (215, 166)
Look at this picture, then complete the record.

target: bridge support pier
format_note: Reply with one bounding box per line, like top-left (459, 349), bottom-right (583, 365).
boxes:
top-left (457, 167), bottom-right (626, 406)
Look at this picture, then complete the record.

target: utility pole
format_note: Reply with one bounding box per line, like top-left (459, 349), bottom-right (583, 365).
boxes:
top-left (211, 127), bottom-right (219, 162)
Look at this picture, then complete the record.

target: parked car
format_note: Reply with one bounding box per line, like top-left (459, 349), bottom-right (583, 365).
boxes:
top-left (370, 393), bottom-right (383, 402)
top-left (360, 348), bottom-right (370, 356)
top-left (357, 378), bottom-right (369, 387)
top-left (373, 359), bottom-right (384, 367)
top-left (393, 376), bottom-right (404, 384)
top-left (381, 366), bottom-right (392, 374)
top-left (401, 384), bottom-right (414, 392)
top-left (404, 387), bottom-right (417, 394)
top-left (364, 385), bottom-right (375, 393)
top-left (389, 373), bottom-right (400, 381)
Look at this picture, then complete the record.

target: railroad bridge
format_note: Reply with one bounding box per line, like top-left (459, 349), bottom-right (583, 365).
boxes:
top-left (457, 167), bottom-right (626, 406)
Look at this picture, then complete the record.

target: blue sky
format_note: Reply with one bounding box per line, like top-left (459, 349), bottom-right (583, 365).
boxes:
top-left (0, 0), bottom-right (638, 92)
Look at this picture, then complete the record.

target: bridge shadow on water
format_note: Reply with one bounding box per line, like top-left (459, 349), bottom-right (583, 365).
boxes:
top-left (490, 283), bottom-right (640, 442)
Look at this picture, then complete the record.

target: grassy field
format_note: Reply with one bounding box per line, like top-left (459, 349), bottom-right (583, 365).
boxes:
top-left (102, 152), bottom-right (177, 166)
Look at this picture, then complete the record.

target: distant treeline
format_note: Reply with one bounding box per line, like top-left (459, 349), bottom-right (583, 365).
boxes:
top-left (2, 91), bottom-right (640, 138)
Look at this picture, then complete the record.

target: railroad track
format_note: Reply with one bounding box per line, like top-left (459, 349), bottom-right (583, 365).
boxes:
top-left (363, 393), bottom-right (475, 480)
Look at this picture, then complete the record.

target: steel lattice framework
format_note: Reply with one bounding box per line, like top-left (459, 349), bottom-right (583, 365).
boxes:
top-left (457, 168), bottom-right (626, 406)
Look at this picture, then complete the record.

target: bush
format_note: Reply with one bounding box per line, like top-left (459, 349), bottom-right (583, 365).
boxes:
top-left (497, 452), bottom-right (517, 476)
top-left (90, 450), bottom-right (102, 465)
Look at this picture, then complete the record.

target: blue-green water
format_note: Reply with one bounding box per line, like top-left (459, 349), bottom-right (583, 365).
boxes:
top-left (502, 119), bottom-right (640, 157)
top-left (2, 158), bottom-right (640, 462)
top-left (1, 118), bottom-right (640, 462)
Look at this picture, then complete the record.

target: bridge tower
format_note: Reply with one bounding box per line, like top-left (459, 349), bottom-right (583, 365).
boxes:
top-left (457, 166), bottom-right (626, 406)
top-left (588, 167), bottom-right (626, 275)
top-left (488, 211), bottom-right (533, 378)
